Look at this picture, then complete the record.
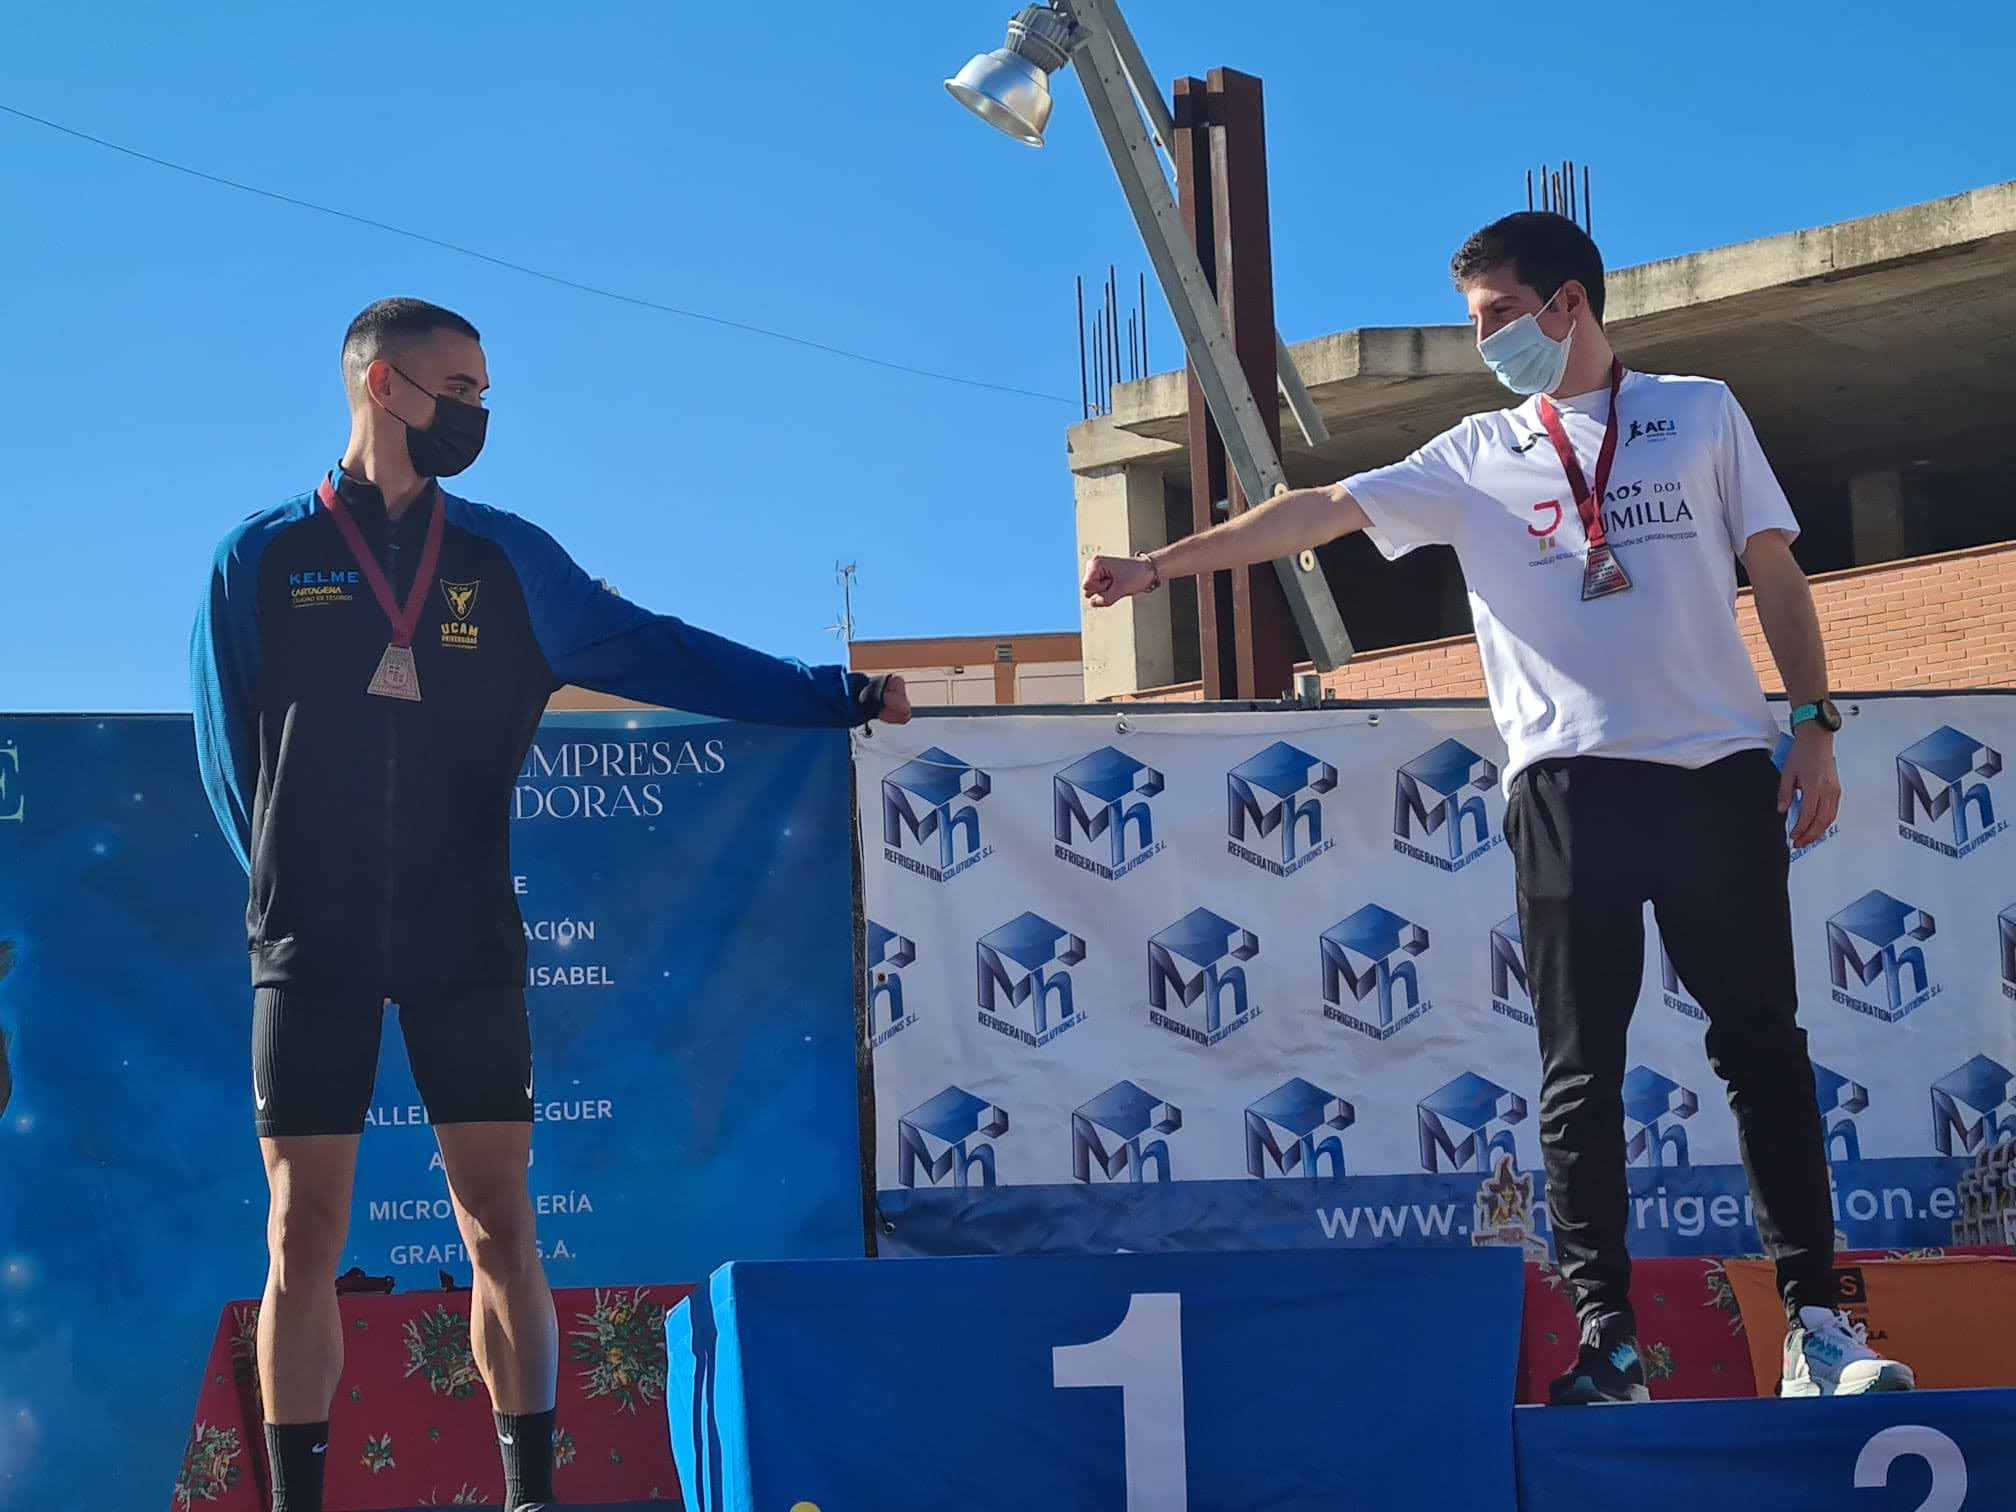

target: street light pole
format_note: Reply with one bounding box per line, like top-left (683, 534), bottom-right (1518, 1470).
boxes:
top-left (948, 1), bottom-right (1355, 670)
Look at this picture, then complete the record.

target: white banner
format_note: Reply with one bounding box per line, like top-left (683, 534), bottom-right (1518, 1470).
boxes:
top-left (856, 696), bottom-right (2016, 1258)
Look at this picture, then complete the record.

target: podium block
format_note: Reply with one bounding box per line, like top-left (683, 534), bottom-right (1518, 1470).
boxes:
top-left (1516, 1389), bottom-right (2016, 1509)
top-left (667, 1248), bottom-right (1522, 1512)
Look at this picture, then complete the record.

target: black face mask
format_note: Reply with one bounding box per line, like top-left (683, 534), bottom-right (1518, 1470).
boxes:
top-left (387, 364), bottom-right (488, 478)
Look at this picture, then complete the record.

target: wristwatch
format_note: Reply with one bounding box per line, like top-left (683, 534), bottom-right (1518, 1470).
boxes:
top-left (1790, 697), bottom-right (1843, 733)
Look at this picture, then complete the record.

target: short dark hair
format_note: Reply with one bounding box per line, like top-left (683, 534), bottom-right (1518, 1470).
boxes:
top-left (341, 297), bottom-right (481, 395)
top-left (1450, 212), bottom-right (1606, 323)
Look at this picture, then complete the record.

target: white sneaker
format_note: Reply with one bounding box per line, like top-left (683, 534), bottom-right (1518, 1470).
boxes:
top-left (1780, 1307), bottom-right (1915, 1396)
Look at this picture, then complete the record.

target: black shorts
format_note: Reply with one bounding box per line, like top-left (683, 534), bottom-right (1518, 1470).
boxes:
top-left (251, 984), bottom-right (533, 1138)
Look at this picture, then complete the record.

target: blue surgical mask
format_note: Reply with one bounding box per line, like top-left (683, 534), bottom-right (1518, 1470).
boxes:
top-left (1478, 291), bottom-right (1572, 395)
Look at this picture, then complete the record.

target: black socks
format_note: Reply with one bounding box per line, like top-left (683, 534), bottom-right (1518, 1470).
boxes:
top-left (263, 1420), bottom-right (329, 1512)
top-left (495, 1407), bottom-right (557, 1510)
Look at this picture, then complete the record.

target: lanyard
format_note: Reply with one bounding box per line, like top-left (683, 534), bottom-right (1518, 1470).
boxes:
top-left (1533, 359), bottom-right (1632, 599)
top-left (316, 472), bottom-right (445, 650)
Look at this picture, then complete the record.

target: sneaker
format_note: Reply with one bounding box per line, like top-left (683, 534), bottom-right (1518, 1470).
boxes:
top-left (1780, 1307), bottom-right (1915, 1397)
top-left (1548, 1336), bottom-right (1651, 1404)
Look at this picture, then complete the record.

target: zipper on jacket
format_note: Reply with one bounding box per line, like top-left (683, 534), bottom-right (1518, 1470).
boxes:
top-left (381, 532), bottom-right (403, 976)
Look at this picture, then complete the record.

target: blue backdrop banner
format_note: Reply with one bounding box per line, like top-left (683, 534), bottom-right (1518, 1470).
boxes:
top-left (0, 712), bottom-right (862, 1510)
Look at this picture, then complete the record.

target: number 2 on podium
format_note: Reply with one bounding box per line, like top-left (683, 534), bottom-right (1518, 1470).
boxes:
top-left (1053, 1292), bottom-right (1188, 1511)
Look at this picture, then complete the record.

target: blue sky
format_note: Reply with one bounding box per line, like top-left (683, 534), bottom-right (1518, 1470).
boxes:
top-left (3, 0), bottom-right (2010, 711)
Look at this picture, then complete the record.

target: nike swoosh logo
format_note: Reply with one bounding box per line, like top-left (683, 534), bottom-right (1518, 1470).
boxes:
top-left (254, 1079), bottom-right (269, 1113)
top-left (497, 1432), bottom-right (514, 1446)
top-left (311, 1444), bottom-right (327, 1455)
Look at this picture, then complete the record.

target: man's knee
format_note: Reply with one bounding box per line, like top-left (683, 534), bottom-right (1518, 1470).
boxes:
top-left (267, 1190), bottom-right (349, 1287)
top-left (457, 1185), bottom-right (539, 1279)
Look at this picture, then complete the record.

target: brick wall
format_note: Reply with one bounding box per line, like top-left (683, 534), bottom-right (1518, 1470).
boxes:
top-left (1125, 542), bottom-right (2016, 701)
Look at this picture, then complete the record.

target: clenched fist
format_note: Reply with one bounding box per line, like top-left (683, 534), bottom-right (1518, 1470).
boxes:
top-left (1082, 554), bottom-right (1157, 607)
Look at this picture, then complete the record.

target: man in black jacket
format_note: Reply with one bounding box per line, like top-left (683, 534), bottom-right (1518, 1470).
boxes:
top-left (193, 297), bottom-right (908, 1512)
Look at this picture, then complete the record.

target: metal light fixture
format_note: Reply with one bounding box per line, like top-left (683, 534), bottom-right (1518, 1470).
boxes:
top-left (943, 0), bottom-right (1356, 669)
top-left (944, 5), bottom-right (1077, 147)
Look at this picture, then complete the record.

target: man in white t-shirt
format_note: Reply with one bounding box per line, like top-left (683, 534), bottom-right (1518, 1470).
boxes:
top-left (1084, 211), bottom-right (1914, 1404)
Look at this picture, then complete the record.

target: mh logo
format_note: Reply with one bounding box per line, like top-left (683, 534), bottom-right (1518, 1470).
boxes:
top-left (1393, 739), bottom-right (1502, 872)
top-left (1418, 1072), bottom-right (1528, 1174)
top-left (1896, 725), bottom-right (2006, 859)
top-left (1659, 940), bottom-right (1703, 1021)
top-left (1622, 1065), bottom-right (1699, 1169)
top-left (1072, 1080), bottom-right (1181, 1184)
top-left (1147, 908), bottom-right (1261, 1047)
top-left (1226, 740), bottom-right (1337, 877)
top-left (1813, 1063), bottom-right (1871, 1163)
top-left (1246, 1077), bottom-right (1354, 1180)
top-left (881, 747), bottom-right (994, 882)
top-left (1053, 746), bottom-right (1166, 880)
top-left (2000, 903), bottom-right (2016, 1003)
top-left (1488, 912), bottom-right (1532, 1026)
top-left (1930, 1054), bottom-right (2016, 1157)
top-left (976, 912), bottom-right (1088, 1048)
top-left (1321, 905), bottom-right (1432, 1040)
top-left (896, 1086), bottom-right (1009, 1189)
top-left (865, 921), bottom-right (918, 1050)
top-left (1827, 889), bottom-right (1941, 1022)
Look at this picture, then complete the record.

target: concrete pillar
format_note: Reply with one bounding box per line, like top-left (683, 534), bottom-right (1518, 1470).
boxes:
top-left (1076, 463), bottom-right (1177, 699)
top-left (1849, 467), bottom-right (1906, 565)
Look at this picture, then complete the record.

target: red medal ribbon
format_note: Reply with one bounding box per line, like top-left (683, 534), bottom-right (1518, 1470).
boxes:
top-left (1533, 359), bottom-right (1625, 553)
top-left (316, 473), bottom-right (445, 649)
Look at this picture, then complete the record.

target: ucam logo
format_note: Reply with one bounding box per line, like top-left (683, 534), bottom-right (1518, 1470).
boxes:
top-left (1393, 739), bottom-right (1502, 872)
top-left (1418, 1072), bottom-right (1527, 1175)
top-left (1053, 746), bottom-right (1165, 880)
top-left (1488, 912), bottom-right (1532, 1026)
top-left (1245, 1077), bottom-right (1354, 1180)
top-left (865, 921), bottom-right (918, 1050)
top-left (881, 747), bottom-right (994, 882)
top-left (1827, 889), bottom-right (1941, 1022)
top-left (975, 912), bottom-right (1088, 1048)
top-left (1321, 904), bottom-right (1432, 1040)
top-left (1072, 1080), bottom-right (1181, 1184)
top-left (1930, 1054), bottom-right (2016, 1157)
top-left (1999, 903), bottom-right (2016, 1003)
top-left (896, 1087), bottom-right (1009, 1189)
top-left (1147, 907), bottom-right (1260, 1047)
top-left (1813, 1063), bottom-right (1871, 1163)
top-left (1896, 725), bottom-right (2006, 859)
top-left (1658, 940), bottom-right (1703, 1021)
top-left (1226, 740), bottom-right (1337, 877)
top-left (1622, 1065), bottom-right (1699, 1169)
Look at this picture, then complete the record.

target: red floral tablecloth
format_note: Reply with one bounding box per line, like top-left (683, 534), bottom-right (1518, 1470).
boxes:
top-left (174, 1284), bottom-right (692, 1510)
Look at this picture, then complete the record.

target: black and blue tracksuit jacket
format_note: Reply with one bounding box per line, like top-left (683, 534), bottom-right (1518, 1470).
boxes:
top-left (192, 466), bottom-right (873, 990)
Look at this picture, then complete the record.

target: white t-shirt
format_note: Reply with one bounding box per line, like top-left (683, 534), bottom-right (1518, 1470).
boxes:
top-left (1344, 371), bottom-right (1797, 787)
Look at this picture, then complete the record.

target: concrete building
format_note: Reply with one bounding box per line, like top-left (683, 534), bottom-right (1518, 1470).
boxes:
top-left (1072, 180), bottom-right (2016, 702)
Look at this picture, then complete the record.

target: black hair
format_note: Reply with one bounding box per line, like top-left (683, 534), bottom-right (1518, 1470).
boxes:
top-left (341, 297), bottom-right (481, 394)
top-left (1450, 212), bottom-right (1606, 323)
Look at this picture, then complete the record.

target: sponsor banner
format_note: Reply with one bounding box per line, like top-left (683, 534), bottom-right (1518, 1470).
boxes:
top-left (0, 712), bottom-right (858, 1508)
top-left (856, 698), bottom-right (2016, 1259)
top-left (878, 1158), bottom-right (1970, 1256)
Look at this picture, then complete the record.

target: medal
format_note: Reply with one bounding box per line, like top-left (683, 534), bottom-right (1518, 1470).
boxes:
top-left (366, 644), bottom-right (422, 701)
top-left (1535, 359), bottom-right (1633, 601)
top-left (316, 473), bottom-right (446, 701)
